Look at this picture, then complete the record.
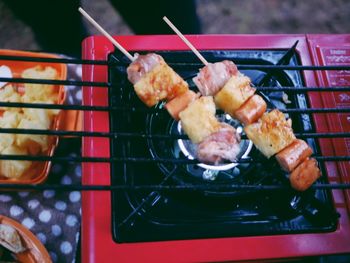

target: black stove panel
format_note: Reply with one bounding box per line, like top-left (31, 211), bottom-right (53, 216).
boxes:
top-left (108, 50), bottom-right (338, 243)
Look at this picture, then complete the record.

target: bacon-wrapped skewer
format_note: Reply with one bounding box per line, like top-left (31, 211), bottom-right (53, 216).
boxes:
top-left (194, 65), bottom-right (319, 189)
top-left (193, 60), bottom-right (238, 96)
top-left (193, 66), bottom-right (267, 125)
top-left (127, 54), bottom-right (241, 164)
top-left (79, 9), bottom-right (242, 166)
top-left (178, 96), bottom-right (241, 164)
top-left (127, 53), bottom-right (242, 164)
top-left (162, 16), bottom-right (320, 190)
top-left (193, 63), bottom-right (319, 190)
top-left (127, 53), bottom-right (189, 107)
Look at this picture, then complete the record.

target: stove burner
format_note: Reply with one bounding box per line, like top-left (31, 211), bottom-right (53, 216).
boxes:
top-left (176, 114), bottom-right (253, 175)
top-left (108, 49), bottom-right (337, 243)
top-left (147, 104), bottom-right (256, 184)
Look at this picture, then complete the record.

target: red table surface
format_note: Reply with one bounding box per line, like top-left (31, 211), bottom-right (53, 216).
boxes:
top-left (82, 35), bottom-right (350, 263)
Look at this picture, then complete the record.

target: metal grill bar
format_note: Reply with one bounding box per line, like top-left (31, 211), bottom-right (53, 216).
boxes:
top-left (257, 86), bottom-right (350, 92)
top-left (1, 101), bottom-right (349, 113)
top-left (2, 77), bottom-right (350, 92)
top-left (1, 54), bottom-right (350, 70)
top-left (0, 183), bottom-right (349, 191)
top-left (0, 77), bottom-right (110, 87)
top-left (0, 101), bottom-right (109, 111)
top-left (0, 55), bottom-right (109, 65)
top-left (0, 128), bottom-right (348, 140)
top-left (0, 155), bottom-right (347, 163)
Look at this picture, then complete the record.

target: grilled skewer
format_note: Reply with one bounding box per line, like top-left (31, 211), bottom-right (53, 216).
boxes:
top-left (197, 63), bottom-right (318, 190)
top-left (79, 9), bottom-right (241, 165)
top-left (163, 16), bottom-right (320, 190)
top-left (127, 53), bottom-right (189, 107)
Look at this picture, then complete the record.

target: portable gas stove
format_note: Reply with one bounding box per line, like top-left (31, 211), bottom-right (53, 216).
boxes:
top-left (82, 35), bottom-right (350, 262)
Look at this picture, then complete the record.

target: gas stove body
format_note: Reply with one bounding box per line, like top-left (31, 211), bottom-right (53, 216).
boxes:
top-left (82, 34), bottom-right (350, 263)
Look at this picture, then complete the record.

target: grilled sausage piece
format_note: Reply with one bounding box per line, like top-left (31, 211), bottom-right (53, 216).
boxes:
top-left (193, 60), bottom-right (238, 96)
top-left (234, 94), bottom-right (267, 125)
top-left (289, 158), bottom-right (321, 191)
top-left (214, 74), bottom-right (256, 117)
top-left (164, 90), bottom-right (198, 120)
top-left (127, 53), bottom-right (189, 107)
top-left (275, 139), bottom-right (313, 172)
top-left (197, 123), bottom-right (241, 165)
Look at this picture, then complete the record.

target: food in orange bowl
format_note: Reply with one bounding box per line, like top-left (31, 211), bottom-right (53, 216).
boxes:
top-left (0, 215), bottom-right (51, 262)
top-left (0, 50), bottom-right (67, 184)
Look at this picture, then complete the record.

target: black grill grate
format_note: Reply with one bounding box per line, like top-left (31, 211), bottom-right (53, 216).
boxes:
top-left (0, 52), bottom-right (348, 191)
top-left (102, 47), bottom-right (350, 242)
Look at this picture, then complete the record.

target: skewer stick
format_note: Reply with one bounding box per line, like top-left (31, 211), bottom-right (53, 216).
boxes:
top-left (163, 16), bottom-right (208, 66)
top-left (78, 7), bottom-right (134, 62)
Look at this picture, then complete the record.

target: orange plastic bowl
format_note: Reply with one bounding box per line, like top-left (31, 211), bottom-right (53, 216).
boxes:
top-left (0, 215), bottom-right (51, 262)
top-left (0, 49), bottom-right (67, 184)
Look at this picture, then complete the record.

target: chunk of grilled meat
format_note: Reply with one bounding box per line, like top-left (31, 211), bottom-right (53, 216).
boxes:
top-left (193, 60), bottom-right (238, 96)
top-left (127, 53), bottom-right (188, 107)
top-left (289, 158), bottom-right (321, 191)
top-left (164, 90), bottom-right (198, 120)
top-left (276, 139), bottom-right (313, 172)
top-left (197, 123), bottom-right (241, 165)
top-left (234, 94), bottom-right (266, 125)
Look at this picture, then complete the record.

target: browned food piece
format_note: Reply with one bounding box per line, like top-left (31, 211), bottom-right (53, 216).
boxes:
top-left (16, 118), bottom-right (49, 154)
top-left (214, 74), bottom-right (256, 117)
top-left (164, 90), bottom-right (198, 120)
top-left (193, 60), bottom-right (238, 96)
top-left (0, 146), bottom-right (32, 179)
top-left (179, 96), bottom-right (220, 144)
top-left (197, 123), bottom-right (241, 165)
top-left (276, 139), bottom-right (313, 172)
top-left (127, 53), bottom-right (189, 107)
top-left (21, 65), bottom-right (58, 102)
top-left (244, 109), bottom-right (296, 158)
top-left (289, 158), bottom-right (321, 191)
top-left (234, 94), bottom-right (267, 125)
top-left (127, 53), bottom-right (164, 84)
top-left (0, 224), bottom-right (26, 254)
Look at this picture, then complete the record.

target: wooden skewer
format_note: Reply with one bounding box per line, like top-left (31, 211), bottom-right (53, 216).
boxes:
top-left (78, 7), bottom-right (134, 62)
top-left (163, 16), bottom-right (208, 66)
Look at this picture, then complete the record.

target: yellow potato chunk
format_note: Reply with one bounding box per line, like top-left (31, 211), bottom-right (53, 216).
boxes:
top-left (16, 118), bottom-right (49, 154)
top-left (244, 109), bottom-right (296, 158)
top-left (21, 96), bottom-right (60, 118)
top-left (214, 75), bottom-right (256, 117)
top-left (134, 63), bottom-right (189, 107)
top-left (22, 107), bottom-right (51, 129)
top-left (0, 85), bottom-right (21, 112)
top-left (179, 96), bottom-right (220, 144)
top-left (21, 66), bottom-right (58, 102)
top-left (0, 145), bottom-right (31, 179)
top-left (0, 134), bottom-right (15, 153)
top-left (0, 111), bottom-right (21, 128)
top-left (0, 111), bottom-right (22, 152)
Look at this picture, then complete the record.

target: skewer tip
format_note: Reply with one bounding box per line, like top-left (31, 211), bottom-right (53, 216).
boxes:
top-left (78, 7), bottom-right (134, 62)
top-left (162, 16), bottom-right (208, 66)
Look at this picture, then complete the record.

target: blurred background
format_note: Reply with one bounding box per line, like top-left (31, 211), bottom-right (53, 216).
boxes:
top-left (0, 0), bottom-right (349, 54)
